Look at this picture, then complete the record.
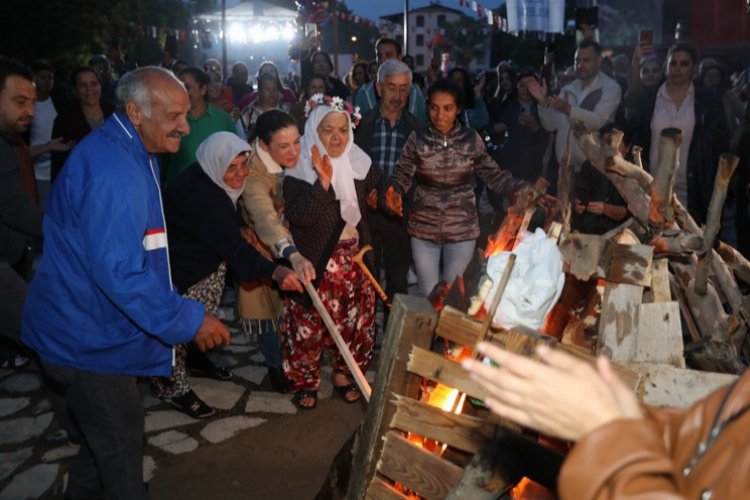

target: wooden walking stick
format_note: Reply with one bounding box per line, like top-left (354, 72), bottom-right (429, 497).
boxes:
top-left (303, 281), bottom-right (372, 401)
top-left (352, 245), bottom-right (391, 308)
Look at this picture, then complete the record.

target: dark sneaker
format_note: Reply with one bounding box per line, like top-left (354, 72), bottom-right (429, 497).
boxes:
top-left (0, 352), bottom-right (29, 369)
top-left (189, 363), bottom-right (233, 381)
top-left (165, 390), bottom-right (215, 419)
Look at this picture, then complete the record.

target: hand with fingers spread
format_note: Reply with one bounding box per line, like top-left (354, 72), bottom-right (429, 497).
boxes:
top-left (384, 186), bottom-right (403, 217)
top-left (271, 265), bottom-right (303, 293)
top-left (311, 144), bottom-right (333, 191)
top-left (526, 77), bottom-right (548, 105)
top-left (194, 313), bottom-right (231, 352)
top-left (462, 342), bottom-right (642, 441)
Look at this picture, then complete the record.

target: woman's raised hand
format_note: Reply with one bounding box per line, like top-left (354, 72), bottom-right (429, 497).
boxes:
top-left (311, 144), bottom-right (333, 191)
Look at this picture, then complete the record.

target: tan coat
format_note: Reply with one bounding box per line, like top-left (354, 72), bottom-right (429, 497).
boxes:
top-left (559, 369), bottom-right (750, 499)
top-left (236, 153), bottom-right (288, 320)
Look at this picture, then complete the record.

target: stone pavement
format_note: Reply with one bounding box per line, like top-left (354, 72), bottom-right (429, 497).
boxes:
top-left (0, 301), bottom-right (379, 500)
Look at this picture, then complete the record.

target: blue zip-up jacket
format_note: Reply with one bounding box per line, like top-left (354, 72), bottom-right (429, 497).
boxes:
top-left (21, 113), bottom-right (205, 376)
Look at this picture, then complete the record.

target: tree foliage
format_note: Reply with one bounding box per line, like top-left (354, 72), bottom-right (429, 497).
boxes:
top-left (443, 15), bottom-right (489, 68)
top-left (0, 0), bottom-right (194, 73)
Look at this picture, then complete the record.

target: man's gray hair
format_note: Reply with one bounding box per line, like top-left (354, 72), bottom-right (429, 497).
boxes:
top-left (377, 59), bottom-right (412, 86)
top-left (116, 66), bottom-right (183, 117)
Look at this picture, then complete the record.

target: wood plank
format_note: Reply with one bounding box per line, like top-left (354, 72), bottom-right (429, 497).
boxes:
top-left (407, 347), bottom-right (490, 401)
top-left (559, 233), bottom-right (605, 281)
top-left (347, 295), bottom-right (439, 500)
top-left (634, 302), bottom-right (685, 368)
top-left (629, 363), bottom-right (737, 408)
top-left (650, 258), bottom-right (671, 302)
top-left (596, 282), bottom-right (643, 363)
top-left (389, 395), bottom-right (496, 454)
top-left (377, 431), bottom-right (464, 500)
top-left (365, 477), bottom-right (409, 500)
top-left (435, 305), bottom-right (483, 346)
top-left (603, 243), bottom-right (653, 287)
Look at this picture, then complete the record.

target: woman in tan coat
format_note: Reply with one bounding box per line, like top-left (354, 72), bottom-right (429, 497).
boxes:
top-left (238, 110), bottom-right (315, 392)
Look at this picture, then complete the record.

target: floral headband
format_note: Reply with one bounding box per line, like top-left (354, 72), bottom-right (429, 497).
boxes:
top-left (304, 93), bottom-right (362, 129)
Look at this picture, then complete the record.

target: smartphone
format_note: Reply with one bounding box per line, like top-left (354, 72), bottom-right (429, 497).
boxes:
top-left (639, 29), bottom-right (654, 45)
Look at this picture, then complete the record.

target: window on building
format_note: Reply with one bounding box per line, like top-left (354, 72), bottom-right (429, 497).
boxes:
top-left (437, 15), bottom-right (446, 27)
top-left (416, 15), bottom-right (424, 27)
top-left (416, 54), bottom-right (424, 67)
top-left (416, 34), bottom-right (424, 47)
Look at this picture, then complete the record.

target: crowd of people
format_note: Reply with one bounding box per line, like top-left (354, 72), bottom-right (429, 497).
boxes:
top-left (1, 26), bottom-right (749, 499)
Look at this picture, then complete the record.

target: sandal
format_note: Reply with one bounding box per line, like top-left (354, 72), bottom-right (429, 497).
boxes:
top-left (333, 383), bottom-right (361, 404)
top-left (292, 389), bottom-right (318, 410)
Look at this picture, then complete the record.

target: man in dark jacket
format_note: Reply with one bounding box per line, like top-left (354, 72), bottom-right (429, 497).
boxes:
top-left (354, 59), bottom-right (422, 308)
top-left (0, 56), bottom-right (42, 364)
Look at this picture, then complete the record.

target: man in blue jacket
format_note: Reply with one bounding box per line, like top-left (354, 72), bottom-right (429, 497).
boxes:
top-left (22, 67), bottom-right (230, 500)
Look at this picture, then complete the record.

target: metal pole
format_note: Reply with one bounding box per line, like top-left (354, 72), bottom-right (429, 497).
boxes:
top-left (221, 0), bottom-right (227, 77)
top-left (403, 0), bottom-right (409, 56)
top-left (333, 3), bottom-right (339, 76)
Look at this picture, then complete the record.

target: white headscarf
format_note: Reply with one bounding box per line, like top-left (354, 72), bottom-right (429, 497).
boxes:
top-left (286, 104), bottom-right (371, 227)
top-left (195, 131), bottom-right (252, 205)
top-left (253, 138), bottom-right (282, 175)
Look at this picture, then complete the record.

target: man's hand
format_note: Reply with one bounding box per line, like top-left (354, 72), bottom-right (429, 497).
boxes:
top-left (526, 77), bottom-right (548, 104)
top-left (633, 40), bottom-right (655, 62)
top-left (311, 144), bottom-right (333, 191)
top-left (547, 95), bottom-right (572, 115)
top-left (288, 252), bottom-right (315, 284)
top-left (384, 186), bottom-right (403, 217)
top-left (272, 265), bottom-right (303, 293)
top-left (194, 313), bottom-right (231, 352)
top-left (48, 137), bottom-right (75, 152)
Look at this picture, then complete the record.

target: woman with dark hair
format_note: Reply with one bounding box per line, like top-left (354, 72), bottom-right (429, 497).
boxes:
top-left (206, 67), bottom-right (233, 113)
top-left (50, 66), bottom-right (115, 180)
top-left (150, 131), bottom-right (301, 417)
top-left (237, 61), bottom-right (297, 111)
top-left (237, 110), bottom-right (315, 392)
top-left (290, 74), bottom-right (327, 134)
top-left (627, 42), bottom-right (732, 242)
top-left (309, 50), bottom-right (350, 100)
top-left (237, 73), bottom-right (290, 141)
top-left (347, 61), bottom-right (369, 104)
top-left (160, 66), bottom-right (236, 186)
top-left (448, 67), bottom-right (489, 130)
top-left (389, 79), bottom-right (528, 297)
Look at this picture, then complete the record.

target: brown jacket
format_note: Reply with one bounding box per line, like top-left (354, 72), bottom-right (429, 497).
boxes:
top-left (391, 123), bottom-right (526, 243)
top-left (559, 369), bottom-right (750, 499)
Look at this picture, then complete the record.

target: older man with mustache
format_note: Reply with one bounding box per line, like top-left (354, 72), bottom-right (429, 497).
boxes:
top-left (22, 67), bottom-right (230, 500)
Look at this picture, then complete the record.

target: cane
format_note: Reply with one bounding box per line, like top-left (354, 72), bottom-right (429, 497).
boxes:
top-left (303, 281), bottom-right (372, 402)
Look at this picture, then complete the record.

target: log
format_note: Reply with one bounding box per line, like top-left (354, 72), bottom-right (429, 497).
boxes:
top-left (669, 272), bottom-right (702, 343)
top-left (377, 431), bottom-right (464, 500)
top-left (649, 128), bottom-right (682, 231)
top-left (556, 149), bottom-right (574, 234)
top-left (634, 301), bottom-right (685, 368)
top-left (632, 145), bottom-right (644, 169)
top-left (559, 234), bottom-right (653, 286)
top-left (685, 336), bottom-right (746, 374)
top-left (559, 233), bottom-right (606, 281)
top-left (596, 282), bottom-right (643, 363)
top-left (650, 232), bottom-right (705, 256)
top-left (695, 154), bottom-right (740, 295)
top-left (346, 295), bottom-right (438, 500)
top-left (389, 395), bottom-right (497, 454)
top-left (716, 240), bottom-right (750, 285)
top-left (630, 363), bottom-right (738, 407)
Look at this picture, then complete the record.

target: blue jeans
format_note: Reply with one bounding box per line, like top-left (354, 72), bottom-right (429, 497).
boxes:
top-left (411, 237), bottom-right (476, 297)
top-left (41, 362), bottom-right (149, 500)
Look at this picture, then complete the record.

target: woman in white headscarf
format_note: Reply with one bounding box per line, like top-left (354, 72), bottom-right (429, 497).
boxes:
top-left (150, 131), bottom-right (301, 419)
top-left (282, 95), bottom-right (385, 409)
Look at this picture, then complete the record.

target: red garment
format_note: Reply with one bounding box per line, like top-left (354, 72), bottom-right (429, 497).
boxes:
top-left (281, 239), bottom-right (376, 392)
top-left (12, 136), bottom-right (38, 205)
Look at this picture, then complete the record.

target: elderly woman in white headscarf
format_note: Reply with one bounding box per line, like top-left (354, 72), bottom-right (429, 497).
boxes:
top-left (150, 131), bottom-right (301, 419)
top-left (282, 95), bottom-right (386, 409)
